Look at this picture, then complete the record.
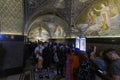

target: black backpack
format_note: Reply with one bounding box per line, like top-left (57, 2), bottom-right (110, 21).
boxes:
top-left (74, 59), bottom-right (95, 80)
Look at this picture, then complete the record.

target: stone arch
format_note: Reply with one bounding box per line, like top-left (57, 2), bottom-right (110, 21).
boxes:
top-left (24, 9), bottom-right (58, 35)
top-left (24, 14), bottom-right (70, 40)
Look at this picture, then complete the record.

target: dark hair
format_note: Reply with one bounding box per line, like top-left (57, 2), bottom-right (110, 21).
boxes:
top-left (103, 48), bottom-right (116, 55)
top-left (103, 48), bottom-right (116, 59)
top-left (103, 48), bottom-right (116, 64)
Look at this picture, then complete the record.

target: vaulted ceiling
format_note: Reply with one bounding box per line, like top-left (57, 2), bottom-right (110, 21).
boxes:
top-left (1, 0), bottom-right (120, 41)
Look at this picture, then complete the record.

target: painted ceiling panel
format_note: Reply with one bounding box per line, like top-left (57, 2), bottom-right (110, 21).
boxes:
top-left (76, 0), bottom-right (120, 37)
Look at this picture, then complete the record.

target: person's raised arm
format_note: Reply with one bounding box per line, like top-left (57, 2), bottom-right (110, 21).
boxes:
top-left (90, 46), bottom-right (96, 59)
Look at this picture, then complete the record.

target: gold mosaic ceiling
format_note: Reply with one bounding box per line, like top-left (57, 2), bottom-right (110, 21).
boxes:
top-left (0, 0), bottom-right (23, 35)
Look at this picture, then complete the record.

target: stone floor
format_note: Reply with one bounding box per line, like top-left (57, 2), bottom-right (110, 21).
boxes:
top-left (34, 69), bottom-right (65, 80)
top-left (0, 70), bottom-right (65, 80)
top-left (0, 57), bottom-right (65, 80)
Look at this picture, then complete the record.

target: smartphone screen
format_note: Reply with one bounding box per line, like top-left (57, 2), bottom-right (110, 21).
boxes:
top-left (98, 70), bottom-right (103, 74)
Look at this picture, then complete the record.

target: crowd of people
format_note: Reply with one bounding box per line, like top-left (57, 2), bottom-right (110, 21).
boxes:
top-left (25, 41), bottom-right (120, 80)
